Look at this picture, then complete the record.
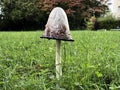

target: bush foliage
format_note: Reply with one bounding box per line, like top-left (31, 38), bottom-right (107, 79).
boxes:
top-left (97, 15), bottom-right (120, 30)
top-left (87, 16), bottom-right (98, 30)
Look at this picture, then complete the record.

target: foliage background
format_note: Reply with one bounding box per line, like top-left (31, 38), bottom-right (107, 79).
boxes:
top-left (0, 0), bottom-right (107, 31)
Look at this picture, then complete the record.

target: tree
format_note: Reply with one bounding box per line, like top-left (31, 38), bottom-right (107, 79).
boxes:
top-left (37, 0), bottom-right (107, 17)
top-left (37, 0), bottom-right (107, 29)
top-left (0, 0), bottom-right (43, 30)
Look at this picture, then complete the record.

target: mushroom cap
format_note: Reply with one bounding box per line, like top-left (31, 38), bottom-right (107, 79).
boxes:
top-left (41, 7), bottom-right (74, 41)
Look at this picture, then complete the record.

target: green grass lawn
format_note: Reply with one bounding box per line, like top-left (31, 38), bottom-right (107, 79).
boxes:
top-left (0, 31), bottom-right (120, 90)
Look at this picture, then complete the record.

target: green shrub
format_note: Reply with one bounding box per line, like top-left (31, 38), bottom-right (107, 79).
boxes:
top-left (97, 15), bottom-right (120, 30)
top-left (87, 16), bottom-right (98, 31)
top-left (87, 21), bottom-right (94, 30)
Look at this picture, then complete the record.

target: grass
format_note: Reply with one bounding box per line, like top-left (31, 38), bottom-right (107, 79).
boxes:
top-left (0, 31), bottom-right (120, 90)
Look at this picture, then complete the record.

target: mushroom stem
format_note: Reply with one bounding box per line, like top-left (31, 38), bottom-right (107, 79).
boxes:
top-left (56, 40), bottom-right (62, 80)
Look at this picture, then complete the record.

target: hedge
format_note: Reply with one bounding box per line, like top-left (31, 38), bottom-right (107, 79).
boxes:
top-left (97, 15), bottom-right (120, 30)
